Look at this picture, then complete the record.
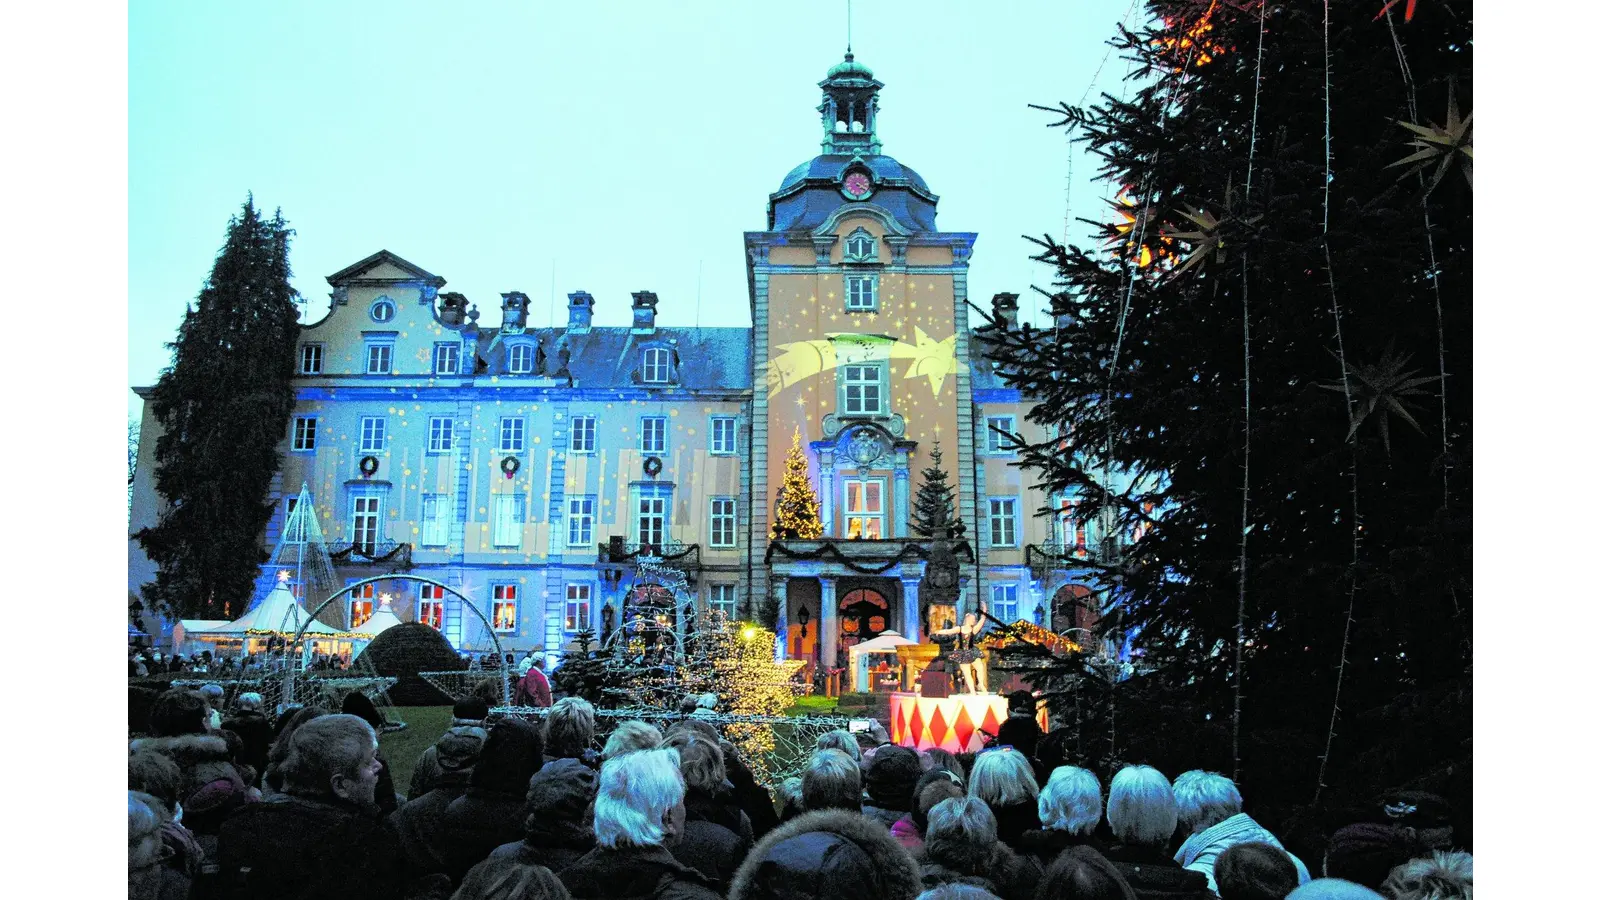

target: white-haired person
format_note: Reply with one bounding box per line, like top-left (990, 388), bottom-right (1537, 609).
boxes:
top-left (1172, 769), bottom-right (1310, 893)
top-left (603, 719), bottom-right (664, 761)
top-left (544, 696), bottom-right (598, 766)
top-left (917, 796), bottom-right (1039, 900)
top-left (1379, 851), bottom-right (1471, 900)
top-left (558, 746), bottom-right (721, 900)
top-left (1016, 766), bottom-right (1106, 865)
top-left (966, 746), bottom-right (1042, 849)
top-left (1102, 765), bottom-right (1212, 900)
top-left (802, 748), bottom-right (863, 813)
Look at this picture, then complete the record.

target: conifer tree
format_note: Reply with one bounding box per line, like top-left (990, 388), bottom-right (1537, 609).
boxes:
top-left (910, 444), bottom-right (965, 539)
top-left (551, 628), bottom-right (618, 704)
top-left (135, 198), bottom-right (302, 621)
top-left (769, 427), bottom-right (824, 540)
top-left (978, 3), bottom-right (1471, 805)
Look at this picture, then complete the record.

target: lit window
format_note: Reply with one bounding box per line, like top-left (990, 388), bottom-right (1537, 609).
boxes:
top-left (499, 417), bottom-right (525, 453)
top-left (350, 496), bottom-right (381, 555)
top-left (421, 494), bottom-right (450, 547)
top-left (844, 479), bottom-right (884, 539)
top-left (370, 297), bottom-right (396, 323)
top-left (491, 584), bottom-right (518, 632)
top-left (299, 343), bottom-right (323, 375)
top-left (845, 274), bottom-right (878, 311)
top-left (428, 417), bottom-right (454, 454)
top-left (710, 584), bottom-right (737, 621)
top-left (418, 584), bottom-right (445, 630)
top-left (291, 416), bottom-right (318, 452)
top-left (988, 583), bottom-right (1020, 624)
top-left (642, 347), bottom-right (670, 383)
top-left (710, 417), bottom-right (737, 455)
top-left (710, 498), bottom-right (736, 548)
top-left (359, 417), bottom-right (387, 453)
top-left (989, 498), bottom-right (1018, 547)
top-left (349, 583), bottom-right (375, 628)
top-left (986, 416), bottom-right (1017, 454)
top-left (842, 364), bottom-right (884, 415)
top-left (567, 496), bottom-right (595, 547)
top-left (636, 488), bottom-right (669, 547)
top-left (571, 416), bottom-right (596, 453)
top-left (507, 343), bottom-right (534, 374)
top-left (493, 495), bottom-right (526, 548)
top-left (434, 343), bottom-right (460, 376)
top-left (565, 584), bottom-right (591, 632)
top-left (640, 417), bottom-right (666, 454)
top-left (365, 342), bottom-right (393, 375)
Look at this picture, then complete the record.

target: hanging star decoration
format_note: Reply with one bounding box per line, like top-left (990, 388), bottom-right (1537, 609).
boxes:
top-left (1374, 0), bottom-right (1420, 23)
top-left (1318, 344), bottom-right (1442, 454)
top-left (1388, 81), bottom-right (1472, 195)
top-left (1164, 181), bottom-right (1261, 277)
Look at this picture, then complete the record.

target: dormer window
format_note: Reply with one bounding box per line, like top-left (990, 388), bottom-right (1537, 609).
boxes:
top-left (844, 228), bottom-right (877, 262)
top-left (642, 347), bottom-right (670, 384)
top-left (507, 343), bottom-right (534, 375)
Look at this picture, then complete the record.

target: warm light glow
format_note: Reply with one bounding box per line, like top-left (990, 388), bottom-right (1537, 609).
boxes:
top-left (276, 569), bottom-right (291, 582)
top-left (1153, 0), bottom-right (1231, 69)
top-left (742, 626), bottom-right (758, 640)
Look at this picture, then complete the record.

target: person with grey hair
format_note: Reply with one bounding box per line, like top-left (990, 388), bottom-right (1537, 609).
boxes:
top-left (802, 748), bottom-right (863, 813)
top-left (816, 729), bottom-right (864, 764)
top-left (1379, 851), bottom-right (1471, 900)
top-left (222, 692), bottom-right (274, 789)
top-left (199, 683), bottom-right (226, 731)
top-left (917, 796), bottom-right (1039, 900)
top-left (130, 790), bottom-right (191, 900)
top-left (665, 730), bottom-right (754, 891)
top-left (1172, 769), bottom-right (1309, 892)
top-left (775, 776), bottom-right (806, 822)
top-left (915, 886), bottom-right (1002, 900)
top-left (559, 746), bottom-right (720, 900)
top-left (966, 747), bottom-right (1041, 849)
top-left (544, 696), bottom-right (598, 765)
top-left (214, 714), bottom-right (440, 899)
top-left (1102, 765), bottom-right (1212, 900)
top-left (1016, 766), bottom-right (1105, 865)
top-left (603, 720), bottom-right (664, 761)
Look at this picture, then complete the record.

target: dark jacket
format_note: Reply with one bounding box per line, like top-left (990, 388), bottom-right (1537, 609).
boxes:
top-left (919, 838), bottom-right (1041, 900)
top-left (1014, 827), bottom-right (1105, 869)
top-left (862, 746), bottom-right (920, 830)
top-left (725, 747), bottom-right (780, 840)
top-left (436, 718), bottom-right (544, 881)
top-left (390, 770), bottom-right (475, 875)
top-left (673, 784), bottom-right (755, 890)
top-left (128, 734), bottom-right (251, 835)
top-left (212, 793), bottom-right (431, 900)
top-left (220, 710), bottom-right (274, 784)
top-left (407, 722), bottom-right (488, 800)
top-left (487, 757), bottom-right (597, 876)
top-left (729, 808), bottom-right (923, 900)
top-left (1103, 843), bottom-right (1216, 900)
top-left (990, 801), bottom-right (1044, 850)
top-left (560, 844), bottom-right (722, 900)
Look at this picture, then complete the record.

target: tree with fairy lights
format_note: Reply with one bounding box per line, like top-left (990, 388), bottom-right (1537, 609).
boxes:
top-left (977, 1), bottom-right (1470, 811)
top-left (910, 443), bottom-right (966, 539)
top-left (768, 427), bottom-right (824, 540)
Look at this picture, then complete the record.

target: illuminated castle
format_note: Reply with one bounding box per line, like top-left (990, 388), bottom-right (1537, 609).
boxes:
top-left (128, 55), bottom-right (1128, 664)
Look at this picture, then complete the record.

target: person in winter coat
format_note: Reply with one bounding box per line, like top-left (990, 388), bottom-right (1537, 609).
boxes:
top-left (1172, 771), bottom-right (1309, 893)
top-left (1378, 851), bottom-right (1471, 900)
top-left (409, 699), bottom-right (491, 800)
top-left (390, 726), bottom-right (490, 876)
top-left (1214, 843), bottom-right (1300, 900)
top-left (966, 747), bottom-right (1042, 851)
top-left (515, 657), bottom-right (554, 707)
top-left (892, 769), bottom-right (964, 852)
top-left (544, 697), bottom-right (598, 767)
top-left (455, 858), bottom-right (573, 900)
top-left (603, 720), bottom-right (664, 761)
top-left (340, 691), bottom-right (400, 815)
top-left (221, 693), bottom-right (274, 787)
top-left (863, 744), bottom-right (923, 829)
top-left (1101, 765), bottom-right (1213, 900)
top-left (438, 717), bottom-right (546, 882)
top-left (1016, 766), bottom-right (1106, 866)
top-left (488, 757), bottom-right (598, 875)
top-left (801, 748), bottom-right (863, 813)
top-left (129, 754), bottom-right (207, 881)
top-left (917, 797), bottom-right (1040, 900)
top-left (1320, 824), bottom-right (1429, 893)
top-left (728, 807), bottom-right (922, 900)
top-left (1032, 846), bottom-right (1137, 900)
top-left (130, 689), bottom-right (253, 837)
top-left (130, 790), bottom-right (192, 900)
top-left (720, 737), bottom-right (780, 840)
top-left (663, 731), bottom-right (754, 891)
top-left (559, 746), bottom-right (721, 900)
top-left (213, 714), bottom-right (446, 900)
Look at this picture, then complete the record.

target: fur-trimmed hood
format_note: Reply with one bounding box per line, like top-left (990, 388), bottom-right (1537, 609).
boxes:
top-left (130, 733), bottom-right (232, 766)
top-left (729, 808), bottom-right (921, 900)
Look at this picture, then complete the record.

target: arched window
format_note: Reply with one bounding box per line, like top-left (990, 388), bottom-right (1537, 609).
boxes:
top-left (844, 227), bottom-right (876, 262)
top-left (507, 343), bottom-right (534, 374)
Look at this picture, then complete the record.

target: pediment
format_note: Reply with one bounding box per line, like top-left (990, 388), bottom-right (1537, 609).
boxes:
top-left (325, 250), bottom-right (446, 288)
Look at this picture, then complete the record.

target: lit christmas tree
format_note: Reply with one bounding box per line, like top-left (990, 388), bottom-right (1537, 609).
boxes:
top-left (769, 427), bottom-right (824, 540)
top-left (910, 443), bottom-right (966, 539)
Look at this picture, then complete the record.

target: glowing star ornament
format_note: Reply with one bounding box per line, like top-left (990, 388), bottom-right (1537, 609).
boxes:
top-left (1388, 82), bottom-right (1472, 195)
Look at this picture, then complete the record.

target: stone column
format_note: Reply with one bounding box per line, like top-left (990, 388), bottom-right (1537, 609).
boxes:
top-left (819, 575), bottom-right (839, 671)
top-left (893, 447), bottom-right (911, 538)
top-left (773, 576), bottom-right (789, 661)
top-left (901, 577), bottom-right (921, 644)
top-left (819, 447), bottom-right (836, 537)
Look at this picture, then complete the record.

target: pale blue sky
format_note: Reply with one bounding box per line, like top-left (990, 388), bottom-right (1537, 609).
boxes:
top-left (129, 1), bottom-right (1143, 416)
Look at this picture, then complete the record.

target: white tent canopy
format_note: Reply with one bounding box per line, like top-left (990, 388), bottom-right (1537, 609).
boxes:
top-left (361, 596), bottom-right (404, 637)
top-left (850, 630), bottom-right (916, 654)
top-left (202, 584), bottom-right (350, 636)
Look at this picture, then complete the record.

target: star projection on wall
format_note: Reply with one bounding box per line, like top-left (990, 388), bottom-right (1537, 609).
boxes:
top-left (766, 329), bottom-right (967, 399)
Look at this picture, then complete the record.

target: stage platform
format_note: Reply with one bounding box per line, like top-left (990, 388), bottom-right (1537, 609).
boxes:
top-left (888, 691), bottom-right (1044, 753)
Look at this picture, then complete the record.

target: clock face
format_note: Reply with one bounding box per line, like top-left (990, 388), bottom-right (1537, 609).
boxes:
top-left (842, 171), bottom-right (872, 199)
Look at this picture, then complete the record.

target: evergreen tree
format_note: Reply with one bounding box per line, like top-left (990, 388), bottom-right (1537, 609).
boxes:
top-left (979, 2), bottom-right (1471, 808)
top-left (135, 198), bottom-right (303, 621)
top-left (552, 628), bottom-right (618, 704)
top-left (910, 444), bottom-right (966, 538)
top-left (769, 427), bottom-right (824, 539)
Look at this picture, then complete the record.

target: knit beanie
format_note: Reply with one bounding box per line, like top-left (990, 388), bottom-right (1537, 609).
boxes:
top-left (865, 745), bottom-right (922, 811)
top-left (1324, 823), bottom-right (1427, 890)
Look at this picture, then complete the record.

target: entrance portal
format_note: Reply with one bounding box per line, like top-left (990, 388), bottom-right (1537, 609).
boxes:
top-left (839, 587), bottom-right (890, 655)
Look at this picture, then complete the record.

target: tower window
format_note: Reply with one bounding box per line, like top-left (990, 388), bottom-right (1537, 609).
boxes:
top-left (842, 364), bottom-right (884, 415)
top-left (844, 228), bottom-right (876, 262)
top-left (845, 274), bottom-right (878, 312)
top-left (299, 343), bottom-right (323, 375)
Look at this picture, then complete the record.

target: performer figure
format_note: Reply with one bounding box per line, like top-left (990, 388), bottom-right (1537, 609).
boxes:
top-left (942, 611), bottom-right (989, 694)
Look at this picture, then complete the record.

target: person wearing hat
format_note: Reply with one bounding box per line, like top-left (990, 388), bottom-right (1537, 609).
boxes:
top-left (862, 744), bottom-right (924, 829)
top-left (1376, 791), bottom-right (1455, 852)
top-left (728, 805), bottom-right (922, 900)
top-left (488, 756), bottom-right (599, 875)
top-left (389, 723), bottom-right (490, 878)
top-left (1322, 823), bottom-right (1429, 892)
top-left (408, 698), bottom-right (491, 800)
top-left (514, 655), bottom-right (553, 708)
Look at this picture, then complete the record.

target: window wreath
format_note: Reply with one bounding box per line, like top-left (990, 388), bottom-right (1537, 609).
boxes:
top-left (500, 456), bottom-right (520, 479)
top-left (643, 456), bottom-right (663, 477)
top-left (359, 456), bottom-right (380, 477)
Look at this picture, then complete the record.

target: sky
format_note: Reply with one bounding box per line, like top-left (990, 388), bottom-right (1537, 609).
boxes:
top-left (129, 1), bottom-right (1147, 418)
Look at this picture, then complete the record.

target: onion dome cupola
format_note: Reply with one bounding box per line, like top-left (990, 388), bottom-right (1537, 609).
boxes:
top-left (819, 52), bottom-right (883, 155)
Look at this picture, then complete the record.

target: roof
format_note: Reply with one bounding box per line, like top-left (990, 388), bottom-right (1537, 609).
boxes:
top-left (326, 250), bottom-right (447, 288)
top-left (825, 54), bottom-right (875, 80)
top-left (362, 598), bottom-right (405, 637)
top-left (770, 154), bottom-right (938, 232)
top-left (202, 585), bottom-right (359, 637)
top-left (475, 324), bottom-right (753, 390)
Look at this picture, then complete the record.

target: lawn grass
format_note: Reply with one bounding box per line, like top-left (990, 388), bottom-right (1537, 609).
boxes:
top-left (783, 695), bottom-right (840, 716)
top-left (378, 706), bottom-right (454, 796)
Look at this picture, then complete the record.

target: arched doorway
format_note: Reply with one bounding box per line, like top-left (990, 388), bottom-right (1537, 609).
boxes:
top-left (839, 587), bottom-right (890, 654)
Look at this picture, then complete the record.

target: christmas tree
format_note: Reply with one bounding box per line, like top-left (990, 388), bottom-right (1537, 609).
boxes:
top-left (552, 627), bottom-right (621, 705)
top-left (769, 427), bottom-right (824, 540)
top-left (910, 444), bottom-right (966, 539)
top-left (978, 2), bottom-right (1470, 807)
top-left (135, 198), bottom-right (303, 620)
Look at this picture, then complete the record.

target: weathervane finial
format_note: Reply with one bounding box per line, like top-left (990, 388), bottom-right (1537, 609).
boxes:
top-left (846, 0), bottom-right (853, 58)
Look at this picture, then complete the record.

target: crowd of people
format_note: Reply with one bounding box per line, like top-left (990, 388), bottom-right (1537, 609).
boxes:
top-left (128, 686), bottom-right (1471, 900)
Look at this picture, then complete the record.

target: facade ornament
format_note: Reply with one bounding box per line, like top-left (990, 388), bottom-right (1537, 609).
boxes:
top-left (846, 428), bottom-right (885, 470)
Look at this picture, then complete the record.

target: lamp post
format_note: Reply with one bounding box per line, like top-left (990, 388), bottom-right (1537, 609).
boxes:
top-left (797, 604), bottom-right (811, 664)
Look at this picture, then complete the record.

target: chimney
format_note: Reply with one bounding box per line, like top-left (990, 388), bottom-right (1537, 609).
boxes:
top-left (991, 292), bottom-right (1019, 330)
top-left (631, 291), bottom-right (658, 334)
top-left (437, 292), bottom-right (469, 326)
top-left (567, 291), bottom-right (594, 333)
top-left (501, 292), bottom-right (529, 332)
